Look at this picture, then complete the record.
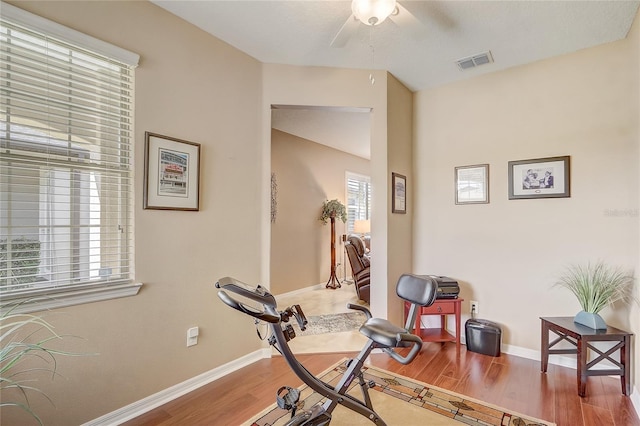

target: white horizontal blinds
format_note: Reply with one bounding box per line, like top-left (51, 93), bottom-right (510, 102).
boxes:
top-left (0, 12), bottom-right (136, 295)
top-left (346, 173), bottom-right (371, 232)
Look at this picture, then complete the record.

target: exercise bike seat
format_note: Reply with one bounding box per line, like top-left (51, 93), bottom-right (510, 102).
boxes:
top-left (359, 317), bottom-right (413, 348)
top-left (358, 274), bottom-right (438, 364)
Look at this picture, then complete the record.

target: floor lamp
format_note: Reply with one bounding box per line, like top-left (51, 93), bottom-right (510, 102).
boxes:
top-left (342, 234), bottom-right (352, 284)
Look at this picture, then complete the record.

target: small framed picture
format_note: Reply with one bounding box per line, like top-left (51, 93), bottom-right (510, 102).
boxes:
top-left (392, 172), bottom-right (406, 214)
top-left (144, 132), bottom-right (201, 211)
top-left (508, 156), bottom-right (570, 200)
top-left (455, 164), bottom-right (489, 204)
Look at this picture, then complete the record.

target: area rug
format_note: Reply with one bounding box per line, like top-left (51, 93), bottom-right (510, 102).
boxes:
top-left (244, 360), bottom-right (555, 426)
top-left (291, 312), bottom-right (367, 336)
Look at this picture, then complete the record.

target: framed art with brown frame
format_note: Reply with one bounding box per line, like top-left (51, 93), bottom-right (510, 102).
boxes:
top-left (144, 132), bottom-right (201, 211)
top-left (455, 164), bottom-right (489, 205)
top-left (392, 172), bottom-right (406, 214)
top-left (508, 155), bottom-right (570, 200)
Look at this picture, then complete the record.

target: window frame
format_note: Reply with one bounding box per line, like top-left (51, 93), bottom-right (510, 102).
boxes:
top-left (345, 171), bottom-right (371, 233)
top-left (0, 2), bottom-right (141, 315)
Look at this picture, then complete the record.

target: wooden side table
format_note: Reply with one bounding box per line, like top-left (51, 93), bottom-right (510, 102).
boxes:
top-left (540, 316), bottom-right (632, 397)
top-left (406, 298), bottom-right (463, 348)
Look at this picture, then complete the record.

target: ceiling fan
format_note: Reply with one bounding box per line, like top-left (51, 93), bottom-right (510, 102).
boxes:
top-left (331, 0), bottom-right (424, 48)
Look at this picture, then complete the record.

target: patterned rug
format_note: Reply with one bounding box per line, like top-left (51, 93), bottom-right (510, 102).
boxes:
top-left (291, 312), bottom-right (367, 336)
top-left (244, 360), bottom-right (555, 426)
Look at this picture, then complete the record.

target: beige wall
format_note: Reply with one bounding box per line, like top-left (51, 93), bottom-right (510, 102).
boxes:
top-left (385, 74), bottom-right (414, 325)
top-left (270, 129), bottom-right (370, 294)
top-left (631, 5), bottom-right (640, 407)
top-left (2, 1), bottom-right (264, 424)
top-left (414, 8), bottom-right (639, 366)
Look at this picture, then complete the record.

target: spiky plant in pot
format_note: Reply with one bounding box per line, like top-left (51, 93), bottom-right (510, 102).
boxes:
top-left (0, 304), bottom-right (84, 425)
top-left (554, 261), bottom-right (636, 329)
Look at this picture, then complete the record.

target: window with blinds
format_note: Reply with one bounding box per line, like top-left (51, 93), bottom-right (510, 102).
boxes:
top-left (0, 3), bottom-right (140, 311)
top-left (346, 172), bottom-right (371, 232)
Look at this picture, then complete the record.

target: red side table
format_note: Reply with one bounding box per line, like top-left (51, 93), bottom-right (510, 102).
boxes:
top-left (406, 298), bottom-right (463, 348)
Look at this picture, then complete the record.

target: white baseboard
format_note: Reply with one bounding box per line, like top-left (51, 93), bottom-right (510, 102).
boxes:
top-left (632, 385), bottom-right (640, 417)
top-left (501, 343), bottom-right (582, 370)
top-left (83, 348), bottom-right (272, 426)
top-left (461, 337), bottom-right (545, 363)
top-left (460, 330), bottom-right (620, 371)
top-left (274, 283), bottom-right (324, 300)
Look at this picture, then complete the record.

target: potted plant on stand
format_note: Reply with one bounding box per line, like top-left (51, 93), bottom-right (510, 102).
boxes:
top-left (554, 261), bottom-right (636, 329)
top-left (320, 199), bottom-right (347, 289)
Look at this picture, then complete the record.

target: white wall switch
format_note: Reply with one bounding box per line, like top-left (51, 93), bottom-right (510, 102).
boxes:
top-left (187, 326), bottom-right (199, 347)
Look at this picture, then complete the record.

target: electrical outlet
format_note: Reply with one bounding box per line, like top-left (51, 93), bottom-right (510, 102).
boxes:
top-left (470, 301), bottom-right (479, 316)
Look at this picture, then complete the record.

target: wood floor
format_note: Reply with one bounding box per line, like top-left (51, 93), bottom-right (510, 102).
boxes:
top-left (123, 343), bottom-right (639, 426)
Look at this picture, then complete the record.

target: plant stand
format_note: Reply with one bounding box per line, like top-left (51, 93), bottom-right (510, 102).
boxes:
top-left (540, 316), bottom-right (632, 396)
top-left (326, 216), bottom-right (341, 289)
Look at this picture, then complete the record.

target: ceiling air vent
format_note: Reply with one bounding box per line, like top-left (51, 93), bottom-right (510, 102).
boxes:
top-left (456, 51), bottom-right (494, 71)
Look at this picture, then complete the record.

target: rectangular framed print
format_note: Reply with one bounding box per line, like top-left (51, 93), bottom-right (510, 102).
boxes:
top-left (455, 164), bottom-right (489, 204)
top-left (392, 172), bottom-right (406, 214)
top-left (144, 132), bottom-right (201, 210)
top-left (508, 156), bottom-right (570, 200)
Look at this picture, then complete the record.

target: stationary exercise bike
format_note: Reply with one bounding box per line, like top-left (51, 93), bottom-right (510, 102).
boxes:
top-left (215, 274), bottom-right (438, 425)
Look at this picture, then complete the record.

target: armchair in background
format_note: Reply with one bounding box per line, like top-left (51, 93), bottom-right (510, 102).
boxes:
top-left (344, 234), bottom-right (370, 303)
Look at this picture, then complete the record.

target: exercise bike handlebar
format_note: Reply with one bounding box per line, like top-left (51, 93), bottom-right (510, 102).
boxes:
top-left (346, 303), bottom-right (372, 319)
top-left (215, 277), bottom-right (281, 324)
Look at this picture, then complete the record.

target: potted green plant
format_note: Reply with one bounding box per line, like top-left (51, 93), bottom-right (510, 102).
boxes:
top-left (319, 199), bottom-right (347, 224)
top-left (0, 304), bottom-right (84, 425)
top-left (554, 261), bottom-right (636, 329)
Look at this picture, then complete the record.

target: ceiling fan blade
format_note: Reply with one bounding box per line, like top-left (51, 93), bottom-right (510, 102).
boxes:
top-left (389, 3), bottom-right (426, 40)
top-left (331, 14), bottom-right (359, 48)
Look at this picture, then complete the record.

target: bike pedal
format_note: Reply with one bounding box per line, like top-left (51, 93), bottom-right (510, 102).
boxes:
top-left (368, 380), bottom-right (376, 389)
top-left (282, 324), bottom-right (296, 342)
top-left (276, 386), bottom-right (301, 411)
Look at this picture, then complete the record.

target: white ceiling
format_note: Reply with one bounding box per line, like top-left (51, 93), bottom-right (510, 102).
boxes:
top-left (152, 0), bottom-right (639, 159)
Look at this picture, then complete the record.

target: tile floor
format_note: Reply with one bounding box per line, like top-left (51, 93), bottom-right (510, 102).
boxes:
top-left (274, 282), bottom-right (369, 354)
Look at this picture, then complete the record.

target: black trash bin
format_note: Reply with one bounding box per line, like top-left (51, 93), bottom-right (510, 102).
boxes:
top-left (465, 319), bottom-right (501, 357)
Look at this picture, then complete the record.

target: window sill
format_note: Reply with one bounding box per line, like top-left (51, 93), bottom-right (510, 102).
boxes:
top-left (1, 282), bottom-right (143, 315)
